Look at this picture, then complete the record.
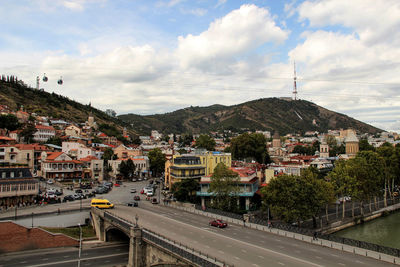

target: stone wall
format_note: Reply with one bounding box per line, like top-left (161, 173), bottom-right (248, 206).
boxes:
top-left (0, 221), bottom-right (78, 253)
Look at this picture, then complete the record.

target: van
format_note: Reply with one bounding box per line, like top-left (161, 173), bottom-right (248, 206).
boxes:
top-left (90, 198), bottom-right (114, 209)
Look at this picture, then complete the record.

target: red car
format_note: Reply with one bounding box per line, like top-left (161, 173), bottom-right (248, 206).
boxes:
top-left (114, 183), bottom-right (120, 187)
top-left (209, 219), bottom-right (227, 228)
top-left (140, 189), bottom-right (144, 194)
top-left (134, 196), bottom-right (140, 201)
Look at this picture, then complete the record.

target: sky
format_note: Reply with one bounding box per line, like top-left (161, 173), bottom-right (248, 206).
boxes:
top-left (1, 0), bottom-right (400, 133)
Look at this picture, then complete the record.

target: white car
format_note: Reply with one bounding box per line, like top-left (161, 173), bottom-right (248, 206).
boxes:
top-left (130, 188), bottom-right (137, 193)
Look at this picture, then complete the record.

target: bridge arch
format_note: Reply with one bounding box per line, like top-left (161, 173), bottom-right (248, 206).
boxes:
top-left (105, 227), bottom-right (130, 242)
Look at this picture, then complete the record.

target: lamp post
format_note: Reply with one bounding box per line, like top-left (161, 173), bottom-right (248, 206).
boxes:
top-left (14, 185), bottom-right (18, 220)
top-left (31, 212), bottom-right (34, 228)
top-left (77, 223), bottom-right (82, 267)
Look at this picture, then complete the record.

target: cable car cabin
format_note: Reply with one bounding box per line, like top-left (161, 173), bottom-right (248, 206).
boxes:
top-left (57, 77), bottom-right (63, 85)
top-left (91, 199), bottom-right (114, 209)
top-left (42, 73), bottom-right (48, 82)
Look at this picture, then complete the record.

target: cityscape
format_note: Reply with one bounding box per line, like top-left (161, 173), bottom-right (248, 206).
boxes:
top-left (1, 1), bottom-right (400, 267)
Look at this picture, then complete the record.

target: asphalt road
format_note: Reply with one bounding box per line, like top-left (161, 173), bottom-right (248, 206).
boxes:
top-left (0, 242), bottom-right (128, 267)
top-left (109, 204), bottom-right (394, 267)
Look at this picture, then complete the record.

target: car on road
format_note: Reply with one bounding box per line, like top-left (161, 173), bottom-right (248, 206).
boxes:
top-left (151, 198), bottom-right (158, 204)
top-left (134, 196), bottom-right (140, 201)
top-left (47, 179), bottom-right (54, 184)
top-left (114, 183), bottom-right (120, 187)
top-left (209, 219), bottom-right (227, 228)
top-left (127, 201), bottom-right (138, 207)
top-left (73, 194), bottom-right (84, 200)
top-left (130, 188), bottom-right (137, 193)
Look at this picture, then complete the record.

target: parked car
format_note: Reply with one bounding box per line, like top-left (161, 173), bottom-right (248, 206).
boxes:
top-left (47, 179), bottom-right (54, 184)
top-left (63, 195), bottom-right (75, 201)
top-left (55, 190), bottom-right (63, 196)
top-left (133, 196), bottom-right (140, 201)
top-left (151, 198), bottom-right (158, 204)
top-left (209, 219), bottom-right (227, 228)
top-left (75, 189), bottom-right (83, 194)
top-left (127, 201), bottom-right (138, 207)
top-left (130, 188), bottom-right (137, 193)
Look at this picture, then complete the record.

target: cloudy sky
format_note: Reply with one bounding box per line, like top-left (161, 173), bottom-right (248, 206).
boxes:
top-left (1, 0), bottom-right (400, 132)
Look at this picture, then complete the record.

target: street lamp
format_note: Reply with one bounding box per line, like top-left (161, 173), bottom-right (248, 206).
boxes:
top-left (77, 223), bottom-right (82, 267)
top-left (31, 212), bottom-right (34, 228)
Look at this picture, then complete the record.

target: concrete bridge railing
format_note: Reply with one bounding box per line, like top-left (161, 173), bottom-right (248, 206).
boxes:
top-left (91, 207), bottom-right (230, 267)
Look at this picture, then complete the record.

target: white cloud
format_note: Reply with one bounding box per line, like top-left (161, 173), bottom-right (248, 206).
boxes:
top-left (298, 0), bottom-right (400, 45)
top-left (215, 0), bottom-right (227, 8)
top-left (176, 4), bottom-right (289, 70)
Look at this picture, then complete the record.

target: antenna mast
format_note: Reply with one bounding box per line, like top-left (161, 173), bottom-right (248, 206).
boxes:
top-left (293, 61), bottom-right (298, 100)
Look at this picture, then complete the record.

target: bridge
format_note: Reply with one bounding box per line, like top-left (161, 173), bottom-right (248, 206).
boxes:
top-left (91, 207), bottom-right (227, 267)
top-left (91, 204), bottom-right (400, 267)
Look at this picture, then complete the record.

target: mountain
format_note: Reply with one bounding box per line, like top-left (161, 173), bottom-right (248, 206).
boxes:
top-left (118, 98), bottom-right (381, 135)
top-left (0, 76), bottom-right (381, 136)
top-left (0, 77), bottom-right (133, 134)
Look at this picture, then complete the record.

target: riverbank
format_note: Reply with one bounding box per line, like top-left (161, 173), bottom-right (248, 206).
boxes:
top-left (333, 210), bottom-right (400, 249)
top-left (322, 202), bottom-right (400, 234)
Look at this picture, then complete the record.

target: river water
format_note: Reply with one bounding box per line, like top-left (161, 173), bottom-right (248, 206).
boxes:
top-left (333, 211), bottom-right (400, 249)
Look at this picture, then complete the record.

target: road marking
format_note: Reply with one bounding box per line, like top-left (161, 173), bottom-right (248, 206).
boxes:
top-left (252, 264), bottom-right (259, 267)
top-left (275, 239), bottom-right (281, 242)
top-left (20, 261), bottom-right (27, 264)
top-left (278, 262), bottom-right (285, 266)
top-left (330, 254), bottom-right (339, 257)
top-left (63, 256), bottom-right (69, 258)
top-left (205, 245), bottom-right (210, 248)
top-left (24, 252), bottom-right (129, 267)
top-left (338, 263), bottom-right (345, 266)
top-left (234, 256), bottom-right (240, 260)
top-left (241, 249), bottom-right (247, 253)
top-left (42, 258), bottom-right (48, 261)
top-left (258, 255), bottom-right (264, 259)
top-left (260, 240), bottom-right (265, 243)
top-left (226, 244), bottom-right (232, 248)
top-left (135, 208), bottom-right (324, 267)
top-left (218, 250), bottom-right (224, 254)
top-left (278, 245), bottom-right (284, 249)
top-left (233, 232), bottom-right (237, 235)
top-left (355, 260), bottom-right (363, 264)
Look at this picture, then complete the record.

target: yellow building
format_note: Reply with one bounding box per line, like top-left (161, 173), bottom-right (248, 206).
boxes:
top-left (165, 151), bottom-right (231, 188)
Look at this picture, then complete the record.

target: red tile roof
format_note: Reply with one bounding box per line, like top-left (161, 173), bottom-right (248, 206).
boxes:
top-left (35, 125), bottom-right (55, 131)
top-left (46, 152), bottom-right (64, 160)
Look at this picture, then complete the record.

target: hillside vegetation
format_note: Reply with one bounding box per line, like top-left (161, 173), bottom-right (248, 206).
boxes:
top-left (0, 76), bottom-right (381, 136)
top-left (119, 98), bottom-right (381, 135)
top-left (0, 77), bottom-right (133, 134)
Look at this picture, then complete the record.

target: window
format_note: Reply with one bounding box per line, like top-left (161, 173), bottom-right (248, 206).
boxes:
top-left (0, 148), bottom-right (4, 152)
top-left (27, 153), bottom-right (30, 160)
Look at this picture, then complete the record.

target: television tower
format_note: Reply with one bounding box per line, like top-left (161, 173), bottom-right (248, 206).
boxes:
top-left (293, 61), bottom-right (298, 100)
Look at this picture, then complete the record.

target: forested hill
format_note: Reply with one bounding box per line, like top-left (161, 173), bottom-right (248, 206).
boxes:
top-left (0, 77), bottom-right (133, 134)
top-left (118, 98), bottom-right (381, 135)
top-left (0, 76), bottom-right (381, 136)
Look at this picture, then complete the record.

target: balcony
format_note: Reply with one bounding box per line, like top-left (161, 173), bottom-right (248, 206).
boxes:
top-left (171, 173), bottom-right (205, 179)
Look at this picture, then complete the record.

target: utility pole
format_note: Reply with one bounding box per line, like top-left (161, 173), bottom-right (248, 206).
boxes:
top-left (77, 223), bottom-right (82, 267)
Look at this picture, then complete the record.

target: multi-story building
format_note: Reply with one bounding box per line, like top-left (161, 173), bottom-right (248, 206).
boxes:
top-left (164, 151), bottom-right (231, 188)
top-left (33, 125), bottom-right (56, 143)
top-left (108, 156), bottom-right (150, 180)
top-left (80, 156), bottom-right (104, 181)
top-left (114, 144), bottom-right (142, 159)
top-left (196, 167), bottom-right (259, 211)
top-left (40, 152), bottom-right (83, 181)
top-left (0, 167), bottom-right (39, 209)
top-left (0, 144), bottom-right (48, 174)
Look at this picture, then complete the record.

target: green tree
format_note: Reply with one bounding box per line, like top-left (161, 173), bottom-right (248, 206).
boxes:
top-left (208, 163), bottom-right (240, 211)
top-left (262, 169), bottom-right (334, 226)
top-left (180, 133), bottom-right (193, 147)
top-left (102, 148), bottom-right (115, 161)
top-left (0, 114), bottom-right (20, 131)
top-left (119, 159), bottom-right (135, 179)
top-left (359, 139), bottom-right (375, 151)
top-left (46, 136), bottom-right (62, 146)
top-left (171, 179), bottom-right (199, 203)
top-left (148, 148), bottom-right (166, 177)
top-left (231, 133), bottom-right (270, 163)
top-left (20, 123), bottom-right (36, 144)
top-left (195, 134), bottom-right (216, 151)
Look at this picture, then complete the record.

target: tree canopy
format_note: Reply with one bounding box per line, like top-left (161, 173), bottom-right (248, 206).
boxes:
top-left (195, 134), bottom-right (216, 151)
top-left (148, 148), bottom-right (166, 177)
top-left (262, 168), bottom-right (334, 225)
top-left (230, 133), bottom-right (270, 164)
top-left (0, 114), bottom-right (20, 131)
top-left (209, 163), bottom-right (240, 211)
top-left (171, 179), bottom-right (199, 203)
top-left (119, 159), bottom-right (135, 179)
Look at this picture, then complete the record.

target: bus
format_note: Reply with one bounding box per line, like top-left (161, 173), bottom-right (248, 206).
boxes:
top-left (90, 198), bottom-right (114, 209)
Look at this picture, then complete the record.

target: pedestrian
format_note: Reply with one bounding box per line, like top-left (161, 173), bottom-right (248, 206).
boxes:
top-left (313, 231), bottom-right (318, 241)
top-left (268, 220), bottom-right (272, 229)
top-left (243, 218), bottom-right (246, 227)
